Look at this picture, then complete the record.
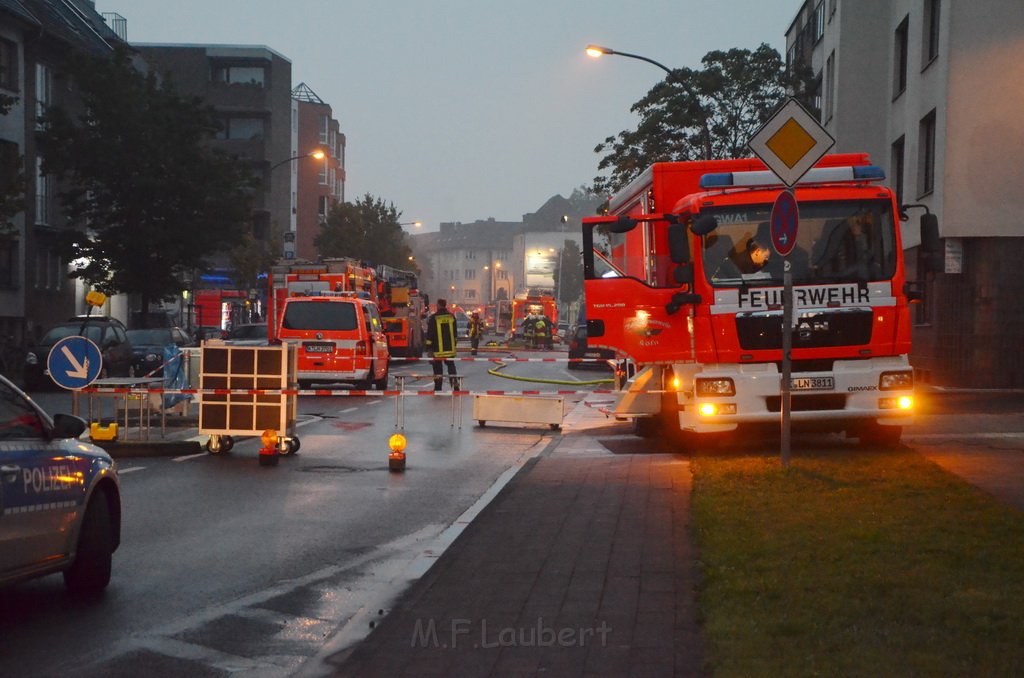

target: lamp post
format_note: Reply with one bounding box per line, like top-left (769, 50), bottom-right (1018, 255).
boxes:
top-left (270, 148), bottom-right (325, 172)
top-left (398, 221), bottom-right (423, 229)
top-left (585, 44), bottom-right (711, 160)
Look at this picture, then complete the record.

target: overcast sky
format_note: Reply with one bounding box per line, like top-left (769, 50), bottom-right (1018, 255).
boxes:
top-left (98, 0), bottom-right (796, 231)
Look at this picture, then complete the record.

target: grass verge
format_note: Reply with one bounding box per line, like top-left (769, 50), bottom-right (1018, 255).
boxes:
top-left (691, 447), bottom-right (1024, 677)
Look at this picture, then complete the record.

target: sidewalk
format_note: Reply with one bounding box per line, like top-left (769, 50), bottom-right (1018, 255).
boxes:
top-left (319, 405), bottom-right (703, 677)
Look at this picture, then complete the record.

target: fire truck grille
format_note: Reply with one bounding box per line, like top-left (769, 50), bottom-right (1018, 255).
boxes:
top-left (735, 310), bottom-right (873, 350)
top-left (765, 394), bottom-right (848, 412)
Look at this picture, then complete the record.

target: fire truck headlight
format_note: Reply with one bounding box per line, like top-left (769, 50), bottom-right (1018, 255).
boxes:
top-left (879, 371), bottom-right (914, 390)
top-left (879, 396), bottom-right (914, 410)
top-left (696, 377), bottom-right (735, 397)
top-left (699, 403), bottom-right (737, 416)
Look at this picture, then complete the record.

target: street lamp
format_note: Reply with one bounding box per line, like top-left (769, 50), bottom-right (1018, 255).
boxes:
top-left (585, 44), bottom-right (674, 76)
top-left (399, 221), bottom-right (423, 228)
top-left (270, 148), bottom-right (326, 172)
top-left (585, 43), bottom-right (711, 159)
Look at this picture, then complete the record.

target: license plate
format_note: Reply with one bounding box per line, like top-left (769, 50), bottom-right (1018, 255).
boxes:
top-left (304, 343), bottom-right (334, 354)
top-left (790, 376), bottom-right (834, 391)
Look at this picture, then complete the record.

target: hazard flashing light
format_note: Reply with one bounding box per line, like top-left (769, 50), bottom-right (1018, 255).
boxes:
top-left (698, 165), bottom-right (886, 189)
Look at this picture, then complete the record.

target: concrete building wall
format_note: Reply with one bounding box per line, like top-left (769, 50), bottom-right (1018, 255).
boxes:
top-left (786, 0), bottom-right (1024, 387)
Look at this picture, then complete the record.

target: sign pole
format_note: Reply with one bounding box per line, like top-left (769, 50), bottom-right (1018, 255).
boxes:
top-left (781, 258), bottom-right (792, 468)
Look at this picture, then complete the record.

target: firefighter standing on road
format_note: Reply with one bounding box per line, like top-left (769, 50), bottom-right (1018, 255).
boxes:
top-left (426, 298), bottom-right (458, 392)
top-left (468, 311), bottom-right (483, 355)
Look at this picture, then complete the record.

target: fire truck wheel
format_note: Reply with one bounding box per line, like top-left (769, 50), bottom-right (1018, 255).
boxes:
top-left (858, 422), bottom-right (903, 448)
top-left (373, 364), bottom-right (389, 390)
top-left (632, 416), bottom-right (659, 438)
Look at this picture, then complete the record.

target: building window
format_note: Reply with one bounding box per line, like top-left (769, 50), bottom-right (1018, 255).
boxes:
top-left (814, 1), bottom-right (825, 42)
top-left (319, 115), bottom-right (329, 144)
top-left (0, 38), bottom-right (18, 92)
top-left (893, 16), bottom-right (909, 98)
top-left (891, 135), bottom-right (906, 207)
top-left (317, 195), bottom-right (328, 218)
top-left (215, 117), bottom-right (264, 140)
top-left (811, 71), bottom-right (823, 119)
top-left (318, 156), bottom-right (328, 185)
top-left (211, 64), bottom-right (265, 86)
top-left (465, 251), bottom-right (476, 260)
top-left (35, 157), bottom-right (49, 225)
top-left (828, 0), bottom-right (836, 21)
top-left (465, 269), bottom-right (476, 280)
top-left (918, 110), bottom-right (937, 197)
top-left (924, 0), bottom-right (941, 66)
top-left (34, 247), bottom-right (61, 291)
top-left (824, 51), bottom-right (835, 122)
top-left (35, 63), bottom-right (51, 128)
top-left (464, 289), bottom-right (476, 300)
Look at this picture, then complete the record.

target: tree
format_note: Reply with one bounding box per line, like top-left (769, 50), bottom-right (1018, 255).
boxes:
top-left (314, 193), bottom-right (415, 268)
top-left (35, 48), bottom-right (257, 313)
top-left (593, 44), bottom-right (812, 196)
top-left (554, 239), bottom-right (584, 305)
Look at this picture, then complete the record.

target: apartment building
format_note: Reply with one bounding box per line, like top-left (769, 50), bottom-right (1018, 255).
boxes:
top-left (0, 0), bottom-right (127, 347)
top-left (786, 0), bottom-right (1024, 387)
top-left (135, 43), bottom-right (293, 269)
top-left (290, 82), bottom-right (345, 262)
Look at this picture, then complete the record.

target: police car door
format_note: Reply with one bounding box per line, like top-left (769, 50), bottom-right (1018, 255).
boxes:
top-left (0, 381), bottom-right (83, 573)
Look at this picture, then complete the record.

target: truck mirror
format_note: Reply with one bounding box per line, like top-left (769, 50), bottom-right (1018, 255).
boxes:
top-left (691, 214), bottom-right (718, 236)
top-left (920, 213), bottom-right (942, 274)
top-left (608, 217), bottom-right (637, 234)
top-left (672, 264), bottom-right (693, 285)
top-left (667, 223), bottom-right (689, 263)
top-left (920, 213), bottom-right (940, 253)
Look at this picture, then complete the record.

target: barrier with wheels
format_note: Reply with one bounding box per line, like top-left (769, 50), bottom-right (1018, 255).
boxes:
top-left (198, 342), bottom-right (300, 459)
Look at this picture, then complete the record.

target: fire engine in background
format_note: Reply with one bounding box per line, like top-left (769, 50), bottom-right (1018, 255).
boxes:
top-left (377, 265), bottom-right (426, 358)
top-left (581, 154), bottom-right (940, 446)
top-left (510, 291), bottom-right (558, 337)
top-left (267, 258), bottom-right (390, 388)
top-left (193, 289), bottom-right (250, 337)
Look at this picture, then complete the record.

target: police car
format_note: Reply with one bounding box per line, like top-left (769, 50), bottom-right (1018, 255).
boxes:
top-left (0, 374), bottom-right (121, 593)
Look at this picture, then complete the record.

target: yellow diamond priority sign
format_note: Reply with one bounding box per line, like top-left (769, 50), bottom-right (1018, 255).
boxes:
top-left (748, 98), bottom-right (834, 187)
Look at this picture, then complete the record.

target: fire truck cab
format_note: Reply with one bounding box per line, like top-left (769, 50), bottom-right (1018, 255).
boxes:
top-left (583, 155), bottom-right (941, 446)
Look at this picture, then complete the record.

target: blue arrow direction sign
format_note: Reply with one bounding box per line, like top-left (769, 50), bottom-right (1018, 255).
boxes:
top-left (47, 336), bottom-right (103, 390)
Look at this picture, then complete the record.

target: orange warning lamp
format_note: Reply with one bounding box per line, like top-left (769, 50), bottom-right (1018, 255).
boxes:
top-left (388, 433), bottom-right (407, 472)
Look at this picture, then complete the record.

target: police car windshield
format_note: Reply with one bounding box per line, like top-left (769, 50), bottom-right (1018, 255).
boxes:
top-left (701, 199), bottom-right (897, 287)
top-left (40, 324), bottom-right (104, 346)
top-left (282, 300), bottom-right (358, 331)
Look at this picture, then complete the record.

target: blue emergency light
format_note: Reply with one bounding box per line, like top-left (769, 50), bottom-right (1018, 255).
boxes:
top-left (699, 165), bottom-right (886, 189)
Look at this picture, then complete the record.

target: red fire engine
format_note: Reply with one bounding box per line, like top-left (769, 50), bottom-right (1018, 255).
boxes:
top-left (376, 265), bottom-right (426, 358)
top-left (582, 154), bottom-right (940, 446)
top-left (510, 292), bottom-right (558, 332)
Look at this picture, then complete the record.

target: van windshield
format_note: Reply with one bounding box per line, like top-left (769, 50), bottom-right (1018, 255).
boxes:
top-left (282, 300), bottom-right (358, 331)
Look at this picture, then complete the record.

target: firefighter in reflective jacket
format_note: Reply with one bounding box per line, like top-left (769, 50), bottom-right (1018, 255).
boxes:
top-left (425, 298), bottom-right (459, 391)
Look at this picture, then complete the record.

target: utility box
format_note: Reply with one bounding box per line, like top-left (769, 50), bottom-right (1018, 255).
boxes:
top-left (198, 343), bottom-right (297, 439)
top-left (472, 395), bottom-right (566, 430)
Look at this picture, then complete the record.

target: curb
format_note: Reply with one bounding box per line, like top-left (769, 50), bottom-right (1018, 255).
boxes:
top-left (91, 435), bottom-right (203, 458)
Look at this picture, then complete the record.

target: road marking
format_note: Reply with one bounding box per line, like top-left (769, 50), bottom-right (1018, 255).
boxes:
top-left (117, 466), bottom-right (146, 474)
top-left (340, 407), bottom-right (358, 414)
top-left (173, 452), bottom-right (207, 462)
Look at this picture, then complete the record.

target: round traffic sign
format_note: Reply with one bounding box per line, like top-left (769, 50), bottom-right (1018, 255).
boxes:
top-left (46, 336), bottom-right (103, 390)
top-left (770, 189), bottom-right (799, 257)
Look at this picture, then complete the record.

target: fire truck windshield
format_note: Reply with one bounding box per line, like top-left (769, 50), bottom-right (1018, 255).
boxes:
top-left (701, 199), bottom-right (897, 287)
